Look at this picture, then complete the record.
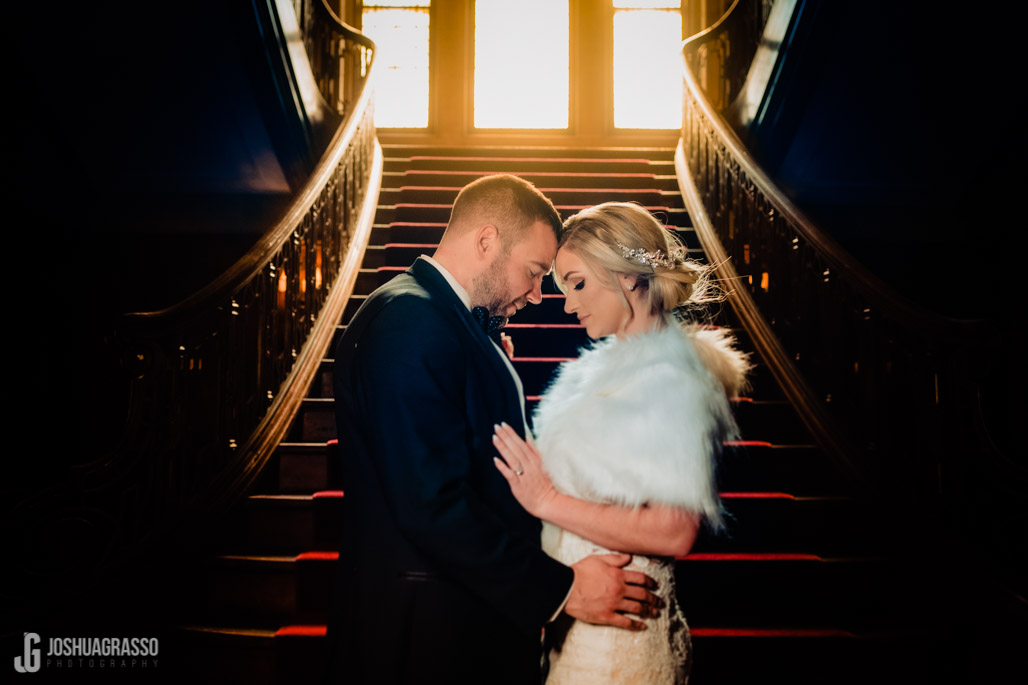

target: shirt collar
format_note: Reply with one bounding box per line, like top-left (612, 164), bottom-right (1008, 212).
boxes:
top-left (420, 255), bottom-right (472, 311)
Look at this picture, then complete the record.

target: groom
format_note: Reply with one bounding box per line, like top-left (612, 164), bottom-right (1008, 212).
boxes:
top-left (326, 175), bottom-right (659, 683)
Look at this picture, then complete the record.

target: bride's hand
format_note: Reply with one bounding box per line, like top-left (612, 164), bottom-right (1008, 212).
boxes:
top-left (492, 422), bottom-right (560, 519)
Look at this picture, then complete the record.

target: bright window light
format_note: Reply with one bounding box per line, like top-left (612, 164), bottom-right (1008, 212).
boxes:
top-left (362, 6), bottom-right (430, 128)
top-left (614, 0), bottom-right (680, 8)
top-left (614, 6), bottom-right (683, 129)
top-left (474, 0), bottom-right (569, 129)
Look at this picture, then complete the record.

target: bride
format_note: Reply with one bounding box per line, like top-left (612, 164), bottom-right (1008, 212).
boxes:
top-left (493, 202), bottom-right (751, 683)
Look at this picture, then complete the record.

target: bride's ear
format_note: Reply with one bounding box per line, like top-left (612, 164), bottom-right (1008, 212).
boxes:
top-left (618, 273), bottom-right (641, 293)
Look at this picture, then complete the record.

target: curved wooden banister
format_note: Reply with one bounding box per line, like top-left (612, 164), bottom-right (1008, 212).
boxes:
top-left (314, 0), bottom-right (374, 51)
top-left (123, 61), bottom-right (376, 326)
top-left (10, 4), bottom-right (381, 573)
top-left (675, 0), bottom-right (1010, 501)
top-left (680, 50), bottom-right (981, 332)
top-left (114, 6), bottom-right (380, 508)
top-left (304, 0), bottom-right (375, 117)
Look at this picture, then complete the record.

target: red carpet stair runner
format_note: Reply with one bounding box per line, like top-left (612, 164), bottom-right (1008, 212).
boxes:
top-left (171, 147), bottom-right (953, 684)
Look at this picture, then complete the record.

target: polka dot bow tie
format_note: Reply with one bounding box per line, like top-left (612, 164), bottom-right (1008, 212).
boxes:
top-left (471, 306), bottom-right (506, 337)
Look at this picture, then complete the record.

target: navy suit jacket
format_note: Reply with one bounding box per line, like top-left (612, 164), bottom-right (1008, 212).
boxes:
top-left (326, 257), bottom-right (573, 684)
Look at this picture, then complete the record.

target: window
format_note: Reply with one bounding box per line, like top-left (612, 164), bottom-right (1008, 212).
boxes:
top-left (613, 0), bottom-right (683, 129)
top-left (362, 1), bottom-right (431, 128)
top-left (474, 0), bottom-right (569, 129)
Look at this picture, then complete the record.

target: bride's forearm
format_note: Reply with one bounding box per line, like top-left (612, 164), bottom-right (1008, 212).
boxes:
top-left (539, 493), bottom-right (700, 557)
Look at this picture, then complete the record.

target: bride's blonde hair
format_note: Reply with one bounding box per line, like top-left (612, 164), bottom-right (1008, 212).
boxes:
top-left (556, 202), bottom-right (716, 316)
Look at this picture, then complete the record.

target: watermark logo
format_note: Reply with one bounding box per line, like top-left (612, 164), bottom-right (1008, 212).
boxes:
top-left (12, 634), bottom-right (159, 673)
top-left (13, 633), bottom-right (40, 674)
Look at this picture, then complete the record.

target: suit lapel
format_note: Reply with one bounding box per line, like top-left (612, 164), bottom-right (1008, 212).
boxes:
top-left (408, 258), bottom-right (526, 433)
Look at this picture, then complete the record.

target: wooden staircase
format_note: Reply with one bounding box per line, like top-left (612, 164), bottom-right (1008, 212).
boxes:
top-left (167, 146), bottom-right (968, 684)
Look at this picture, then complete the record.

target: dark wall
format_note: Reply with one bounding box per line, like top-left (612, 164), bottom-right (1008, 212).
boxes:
top-left (1, 1), bottom-right (317, 523)
top-left (4, 2), bottom-right (318, 317)
top-left (741, 0), bottom-right (1024, 317)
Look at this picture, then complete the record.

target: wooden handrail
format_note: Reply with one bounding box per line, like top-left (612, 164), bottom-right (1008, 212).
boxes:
top-left (123, 51), bottom-right (376, 326)
top-left (315, 0), bottom-right (374, 51)
top-left (680, 22), bottom-right (980, 333)
top-left (11, 5), bottom-right (382, 573)
top-left (675, 0), bottom-right (1004, 499)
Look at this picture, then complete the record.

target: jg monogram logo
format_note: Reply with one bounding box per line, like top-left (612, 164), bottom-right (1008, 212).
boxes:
top-left (13, 632), bottom-right (40, 674)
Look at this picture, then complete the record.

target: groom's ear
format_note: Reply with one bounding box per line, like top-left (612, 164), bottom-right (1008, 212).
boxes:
top-left (473, 224), bottom-right (500, 260)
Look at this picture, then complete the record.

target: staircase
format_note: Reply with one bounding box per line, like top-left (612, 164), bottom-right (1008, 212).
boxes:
top-left (169, 146), bottom-right (967, 684)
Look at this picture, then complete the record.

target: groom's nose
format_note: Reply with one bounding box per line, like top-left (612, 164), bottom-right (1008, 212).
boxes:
top-left (526, 278), bottom-right (543, 304)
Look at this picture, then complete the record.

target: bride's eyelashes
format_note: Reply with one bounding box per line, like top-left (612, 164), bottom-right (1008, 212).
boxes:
top-left (572, 279), bottom-right (585, 291)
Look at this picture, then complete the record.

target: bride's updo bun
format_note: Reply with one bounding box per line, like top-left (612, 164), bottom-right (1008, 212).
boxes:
top-left (557, 202), bottom-right (715, 316)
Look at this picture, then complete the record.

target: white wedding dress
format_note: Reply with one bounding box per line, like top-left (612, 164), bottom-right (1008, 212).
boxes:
top-left (532, 323), bottom-right (749, 684)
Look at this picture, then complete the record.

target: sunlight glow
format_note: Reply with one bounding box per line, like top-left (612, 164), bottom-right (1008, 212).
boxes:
top-left (474, 0), bottom-right (569, 129)
top-left (362, 6), bottom-right (430, 128)
top-left (614, 0), bottom-right (680, 7)
top-left (613, 7), bottom-right (683, 129)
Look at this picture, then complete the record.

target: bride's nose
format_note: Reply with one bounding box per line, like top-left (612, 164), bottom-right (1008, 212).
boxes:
top-left (563, 294), bottom-right (576, 314)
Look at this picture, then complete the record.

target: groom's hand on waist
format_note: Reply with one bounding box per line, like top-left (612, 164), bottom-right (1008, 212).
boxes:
top-left (563, 553), bottom-right (661, 631)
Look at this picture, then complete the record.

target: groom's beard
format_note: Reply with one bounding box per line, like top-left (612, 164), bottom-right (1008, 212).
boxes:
top-left (471, 254), bottom-right (523, 321)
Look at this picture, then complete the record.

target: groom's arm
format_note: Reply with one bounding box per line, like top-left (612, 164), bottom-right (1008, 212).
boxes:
top-left (353, 298), bottom-right (573, 633)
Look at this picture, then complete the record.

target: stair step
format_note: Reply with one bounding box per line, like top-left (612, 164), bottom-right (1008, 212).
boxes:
top-left (298, 381), bottom-right (799, 443)
top-left (400, 169), bottom-right (680, 190)
top-left (167, 625), bottom-right (327, 685)
top-left (172, 621), bottom-right (958, 682)
top-left (399, 185), bottom-right (673, 208)
top-left (693, 492), bottom-right (883, 555)
top-left (237, 491), bottom-right (343, 553)
top-left (382, 221), bottom-right (447, 243)
top-left (204, 552), bottom-right (337, 623)
top-left (512, 357), bottom-right (569, 397)
top-left (378, 221), bottom-right (700, 249)
top-left (717, 442), bottom-right (851, 495)
top-left (276, 441), bottom-right (339, 491)
top-left (327, 321), bottom-right (750, 365)
top-left (384, 145), bottom-right (675, 159)
top-left (235, 487), bottom-right (875, 558)
top-left (200, 549), bottom-right (903, 628)
top-left (521, 395), bottom-right (806, 443)
top-left (274, 439), bottom-right (854, 500)
top-left (370, 204), bottom-right (396, 224)
top-left (393, 203), bottom-right (690, 225)
top-left (498, 323), bottom-right (590, 358)
top-left (720, 398), bottom-right (811, 445)
top-left (512, 293), bottom-right (593, 325)
top-left (167, 626), bottom-right (279, 685)
top-left (676, 554), bottom-right (921, 630)
top-left (341, 295), bottom-right (368, 325)
top-left (688, 627), bottom-right (958, 684)
top-left (359, 244), bottom-right (385, 269)
top-left (170, 619), bottom-right (958, 685)
top-left (405, 156), bottom-right (672, 174)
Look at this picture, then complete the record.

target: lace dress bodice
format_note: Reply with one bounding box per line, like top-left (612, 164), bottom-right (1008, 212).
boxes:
top-left (542, 524), bottom-right (691, 684)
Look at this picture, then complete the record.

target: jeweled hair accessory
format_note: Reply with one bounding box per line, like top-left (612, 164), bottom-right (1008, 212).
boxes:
top-left (617, 242), bottom-right (683, 270)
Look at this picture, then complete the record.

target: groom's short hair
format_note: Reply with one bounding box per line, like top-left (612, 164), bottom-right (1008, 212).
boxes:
top-left (444, 174), bottom-right (562, 248)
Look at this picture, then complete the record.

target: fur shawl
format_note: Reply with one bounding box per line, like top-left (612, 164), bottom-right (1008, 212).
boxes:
top-left (532, 324), bottom-right (750, 526)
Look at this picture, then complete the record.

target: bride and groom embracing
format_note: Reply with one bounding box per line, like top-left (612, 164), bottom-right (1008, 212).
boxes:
top-left (326, 174), bottom-right (749, 684)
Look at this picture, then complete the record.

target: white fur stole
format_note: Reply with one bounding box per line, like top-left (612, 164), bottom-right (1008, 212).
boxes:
top-left (532, 324), bottom-right (750, 526)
